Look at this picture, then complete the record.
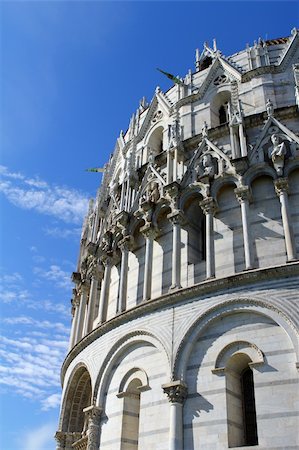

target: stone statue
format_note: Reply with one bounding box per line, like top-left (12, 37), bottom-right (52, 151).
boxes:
top-left (200, 150), bottom-right (215, 178)
top-left (201, 121), bottom-right (208, 137)
top-left (149, 182), bottom-right (160, 203)
top-left (266, 99), bottom-right (274, 117)
top-left (268, 134), bottom-right (287, 176)
top-left (168, 121), bottom-right (180, 148)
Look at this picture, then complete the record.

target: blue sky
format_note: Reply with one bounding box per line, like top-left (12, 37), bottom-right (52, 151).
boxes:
top-left (0, 1), bottom-right (298, 449)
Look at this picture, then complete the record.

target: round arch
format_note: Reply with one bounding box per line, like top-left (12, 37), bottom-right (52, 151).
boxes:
top-left (243, 164), bottom-right (277, 187)
top-left (94, 330), bottom-right (171, 407)
top-left (173, 297), bottom-right (299, 381)
top-left (59, 362), bottom-right (92, 433)
top-left (210, 175), bottom-right (239, 199)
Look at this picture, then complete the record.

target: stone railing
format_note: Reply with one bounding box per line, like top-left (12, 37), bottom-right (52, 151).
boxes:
top-left (72, 436), bottom-right (87, 450)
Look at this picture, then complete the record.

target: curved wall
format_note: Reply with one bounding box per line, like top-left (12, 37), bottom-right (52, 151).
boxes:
top-left (56, 30), bottom-right (299, 450)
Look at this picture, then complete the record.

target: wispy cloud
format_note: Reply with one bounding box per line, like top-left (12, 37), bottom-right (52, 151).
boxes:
top-left (0, 269), bottom-right (70, 317)
top-left (0, 315), bottom-right (69, 408)
top-left (41, 393), bottom-right (61, 411)
top-left (0, 165), bottom-right (89, 224)
top-left (33, 264), bottom-right (72, 290)
top-left (21, 422), bottom-right (58, 450)
top-left (44, 226), bottom-right (82, 240)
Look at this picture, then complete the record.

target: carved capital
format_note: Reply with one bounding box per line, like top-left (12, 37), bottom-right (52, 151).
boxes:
top-left (115, 210), bottom-right (130, 231)
top-left (140, 223), bottom-right (159, 240)
top-left (72, 271), bottom-right (81, 284)
top-left (167, 210), bottom-right (186, 226)
top-left (199, 197), bottom-right (217, 215)
top-left (274, 177), bottom-right (289, 196)
top-left (55, 431), bottom-right (66, 449)
top-left (234, 186), bottom-right (251, 203)
top-left (83, 404), bottom-right (102, 421)
top-left (162, 380), bottom-right (188, 404)
top-left (118, 235), bottom-right (134, 252)
top-left (86, 241), bottom-right (98, 256)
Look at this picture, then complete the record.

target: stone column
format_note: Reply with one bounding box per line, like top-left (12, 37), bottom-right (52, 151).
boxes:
top-left (274, 178), bottom-right (297, 262)
top-left (83, 405), bottom-right (102, 450)
top-left (69, 294), bottom-right (80, 349)
top-left (97, 256), bottom-right (112, 324)
top-left (117, 235), bottom-right (134, 313)
top-left (74, 282), bottom-right (89, 343)
top-left (85, 265), bottom-right (104, 334)
top-left (235, 186), bottom-right (253, 270)
top-left (173, 147), bottom-right (178, 181)
top-left (167, 211), bottom-right (185, 290)
top-left (141, 224), bottom-right (158, 301)
top-left (167, 150), bottom-right (174, 184)
top-left (200, 197), bottom-right (217, 279)
top-left (162, 380), bottom-right (188, 450)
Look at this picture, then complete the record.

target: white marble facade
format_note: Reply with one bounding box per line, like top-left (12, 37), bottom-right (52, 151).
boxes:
top-left (56, 29), bottom-right (299, 450)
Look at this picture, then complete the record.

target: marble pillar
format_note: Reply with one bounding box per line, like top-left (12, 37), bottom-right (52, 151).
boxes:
top-left (199, 197), bottom-right (217, 279)
top-left (97, 257), bottom-right (112, 324)
top-left (117, 236), bottom-right (134, 313)
top-left (141, 224), bottom-right (158, 301)
top-left (162, 380), bottom-right (188, 450)
top-left (167, 211), bottom-right (185, 290)
top-left (274, 178), bottom-right (297, 262)
top-left (235, 186), bottom-right (254, 270)
top-left (74, 282), bottom-right (89, 343)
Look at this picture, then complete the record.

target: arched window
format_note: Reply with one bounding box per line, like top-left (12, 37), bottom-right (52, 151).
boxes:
top-left (210, 91), bottom-right (231, 128)
top-left (120, 379), bottom-right (141, 450)
top-left (117, 368), bottom-right (149, 450)
top-left (226, 354), bottom-right (258, 448)
top-left (241, 367), bottom-right (258, 446)
top-left (213, 342), bottom-right (263, 448)
top-left (219, 103), bottom-right (228, 124)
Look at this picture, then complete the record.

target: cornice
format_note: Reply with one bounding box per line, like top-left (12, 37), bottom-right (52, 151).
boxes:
top-left (61, 261), bottom-right (299, 384)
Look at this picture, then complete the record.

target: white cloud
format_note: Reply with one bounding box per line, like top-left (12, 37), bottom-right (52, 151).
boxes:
top-left (22, 422), bottom-right (57, 450)
top-left (41, 393), bottom-right (61, 411)
top-left (44, 226), bottom-right (82, 240)
top-left (0, 315), bottom-right (69, 407)
top-left (34, 264), bottom-right (72, 290)
top-left (0, 165), bottom-right (90, 224)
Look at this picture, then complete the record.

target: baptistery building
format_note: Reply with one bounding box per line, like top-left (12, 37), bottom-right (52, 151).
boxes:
top-left (56, 29), bottom-right (299, 450)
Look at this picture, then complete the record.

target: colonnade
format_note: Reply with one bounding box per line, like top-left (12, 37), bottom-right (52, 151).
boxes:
top-left (69, 177), bottom-right (297, 349)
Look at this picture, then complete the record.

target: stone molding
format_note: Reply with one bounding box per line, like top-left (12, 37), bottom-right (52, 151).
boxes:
top-left (61, 262), bottom-right (299, 384)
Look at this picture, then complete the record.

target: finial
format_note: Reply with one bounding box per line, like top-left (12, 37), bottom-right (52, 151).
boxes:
top-left (213, 38), bottom-right (217, 52)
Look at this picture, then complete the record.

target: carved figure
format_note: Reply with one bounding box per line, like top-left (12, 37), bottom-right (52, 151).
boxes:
top-left (268, 134), bottom-right (287, 176)
top-left (201, 121), bottom-right (208, 137)
top-left (266, 99), bottom-right (274, 117)
top-left (168, 121), bottom-right (180, 148)
top-left (149, 182), bottom-right (160, 203)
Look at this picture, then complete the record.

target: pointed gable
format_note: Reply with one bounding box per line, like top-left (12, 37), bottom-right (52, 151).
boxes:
top-left (137, 88), bottom-right (173, 143)
top-left (250, 116), bottom-right (299, 164)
